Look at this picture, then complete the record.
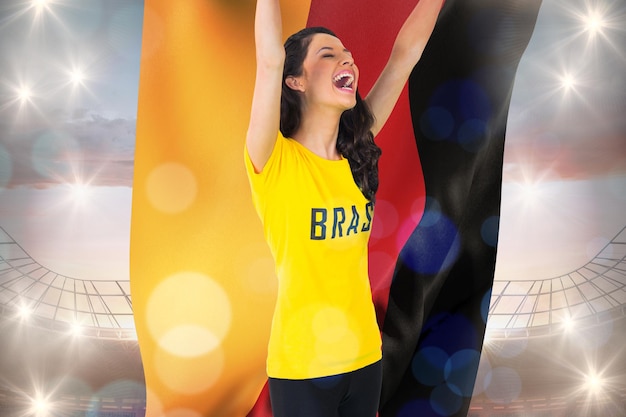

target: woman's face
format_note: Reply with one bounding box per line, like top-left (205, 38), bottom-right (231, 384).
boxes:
top-left (292, 33), bottom-right (359, 111)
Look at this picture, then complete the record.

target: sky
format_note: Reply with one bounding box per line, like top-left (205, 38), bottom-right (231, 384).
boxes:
top-left (0, 0), bottom-right (142, 279)
top-left (0, 0), bottom-right (624, 284)
top-left (496, 0), bottom-right (626, 280)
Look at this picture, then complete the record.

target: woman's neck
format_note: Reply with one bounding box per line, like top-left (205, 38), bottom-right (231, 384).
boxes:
top-left (292, 105), bottom-right (343, 160)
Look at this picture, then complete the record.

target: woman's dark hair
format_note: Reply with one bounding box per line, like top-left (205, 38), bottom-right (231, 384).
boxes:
top-left (280, 27), bottom-right (382, 202)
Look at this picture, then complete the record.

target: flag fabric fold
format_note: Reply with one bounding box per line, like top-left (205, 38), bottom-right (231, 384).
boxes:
top-left (379, 1), bottom-right (542, 415)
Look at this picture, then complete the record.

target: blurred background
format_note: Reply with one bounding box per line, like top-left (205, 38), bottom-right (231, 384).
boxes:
top-left (0, 0), bottom-right (624, 416)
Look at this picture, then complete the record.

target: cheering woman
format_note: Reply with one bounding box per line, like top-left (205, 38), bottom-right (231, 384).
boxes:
top-left (244, 0), bottom-right (443, 415)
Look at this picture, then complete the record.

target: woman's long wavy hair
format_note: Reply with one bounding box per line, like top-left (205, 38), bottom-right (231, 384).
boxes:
top-left (280, 27), bottom-right (382, 202)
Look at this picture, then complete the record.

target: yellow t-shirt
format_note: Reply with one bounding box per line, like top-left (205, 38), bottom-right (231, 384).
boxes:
top-left (244, 134), bottom-right (382, 379)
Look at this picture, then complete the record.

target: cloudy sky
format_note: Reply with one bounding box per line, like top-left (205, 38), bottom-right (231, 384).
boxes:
top-left (497, 0), bottom-right (626, 279)
top-left (0, 0), bottom-right (624, 282)
top-left (0, 0), bottom-right (142, 279)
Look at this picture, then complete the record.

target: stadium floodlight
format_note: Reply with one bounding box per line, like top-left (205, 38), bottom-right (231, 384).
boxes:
top-left (17, 85), bottom-right (32, 103)
top-left (70, 68), bottom-right (85, 86)
top-left (30, 395), bottom-right (52, 416)
top-left (559, 72), bottom-right (576, 92)
top-left (562, 316), bottom-right (575, 333)
top-left (584, 372), bottom-right (605, 395)
top-left (584, 13), bottom-right (604, 35)
top-left (31, 0), bottom-right (50, 12)
top-left (18, 304), bottom-right (32, 320)
top-left (71, 322), bottom-right (82, 337)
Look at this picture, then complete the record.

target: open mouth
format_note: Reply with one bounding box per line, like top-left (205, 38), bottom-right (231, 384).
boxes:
top-left (333, 72), bottom-right (355, 91)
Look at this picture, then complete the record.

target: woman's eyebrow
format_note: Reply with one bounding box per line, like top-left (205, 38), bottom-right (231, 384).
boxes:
top-left (316, 46), bottom-right (352, 55)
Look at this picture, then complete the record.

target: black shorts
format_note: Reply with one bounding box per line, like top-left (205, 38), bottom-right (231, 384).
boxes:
top-left (268, 360), bottom-right (382, 417)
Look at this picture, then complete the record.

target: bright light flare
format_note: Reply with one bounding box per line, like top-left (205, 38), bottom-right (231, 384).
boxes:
top-left (23, 0), bottom-right (67, 39)
top-left (584, 372), bottom-right (605, 394)
top-left (565, 0), bottom-right (623, 50)
top-left (71, 322), bottom-right (82, 337)
top-left (559, 72), bottom-right (576, 91)
top-left (31, 0), bottom-right (50, 13)
top-left (17, 85), bottom-right (33, 103)
top-left (30, 395), bottom-right (52, 416)
top-left (68, 182), bottom-right (92, 205)
top-left (583, 12), bottom-right (605, 36)
top-left (69, 68), bottom-right (85, 86)
top-left (520, 181), bottom-right (542, 204)
top-left (30, 0), bottom-right (53, 20)
top-left (562, 316), bottom-right (574, 332)
top-left (18, 304), bottom-right (32, 320)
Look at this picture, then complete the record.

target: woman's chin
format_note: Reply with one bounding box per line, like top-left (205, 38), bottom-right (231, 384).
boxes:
top-left (338, 96), bottom-right (357, 110)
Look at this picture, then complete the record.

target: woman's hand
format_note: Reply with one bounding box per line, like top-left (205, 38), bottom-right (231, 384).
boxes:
top-left (246, 0), bottom-right (286, 173)
top-left (366, 0), bottom-right (445, 137)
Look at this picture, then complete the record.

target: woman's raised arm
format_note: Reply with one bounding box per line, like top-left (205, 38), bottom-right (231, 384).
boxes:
top-left (365, 0), bottom-right (444, 137)
top-left (246, 0), bottom-right (286, 173)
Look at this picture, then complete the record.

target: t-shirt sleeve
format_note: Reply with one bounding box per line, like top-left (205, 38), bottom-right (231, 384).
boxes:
top-left (244, 133), bottom-right (284, 211)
